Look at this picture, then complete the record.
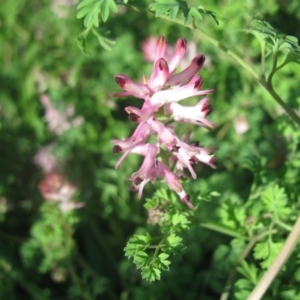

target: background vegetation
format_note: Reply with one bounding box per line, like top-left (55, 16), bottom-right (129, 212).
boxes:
top-left (1, 0), bottom-right (300, 299)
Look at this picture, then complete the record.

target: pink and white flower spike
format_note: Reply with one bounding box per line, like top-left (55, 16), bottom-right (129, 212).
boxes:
top-left (111, 36), bottom-right (217, 209)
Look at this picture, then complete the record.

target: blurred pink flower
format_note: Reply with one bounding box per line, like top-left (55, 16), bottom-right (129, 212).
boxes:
top-left (40, 94), bottom-right (84, 135)
top-left (234, 116), bottom-right (249, 135)
top-left (112, 36), bottom-right (217, 209)
top-left (33, 144), bottom-right (58, 174)
top-left (38, 172), bottom-right (84, 212)
top-left (147, 206), bottom-right (165, 225)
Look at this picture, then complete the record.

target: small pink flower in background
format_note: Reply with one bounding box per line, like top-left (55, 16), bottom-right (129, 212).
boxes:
top-left (34, 144), bottom-right (59, 174)
top-left (38, 172), bottom-right (84, 212)
top-left (34, 99), bottom-right (84, 211)
top-left (234, 116), bottom-right (249, 135)
top-left (148, 206), bottom-right (165, 225)
top-left (112, 36), bottom-right (217, 209)
top-left (40, 94), bottom-right (84, 135)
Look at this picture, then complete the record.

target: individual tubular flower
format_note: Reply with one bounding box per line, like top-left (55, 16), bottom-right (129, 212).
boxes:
top-left (165, 98), bottom-right (217, 129)
top-left (111, 36), bottom-right (217, 209)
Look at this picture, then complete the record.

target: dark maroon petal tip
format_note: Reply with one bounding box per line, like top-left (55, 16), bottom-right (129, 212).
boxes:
top-left (134, 177), bottom-right (143, 185)
top-left (180, 38), bottom-right (187, 48)
top-left (128, 113), bottom-right (140, 122)
top-left (158, 58), bottom-right (168, 71)
top-left (189, 156), bottom-right (199, 164)
top-left (112, 145), bottom-right (123, 153)
top-left (201, 103), bottom-right (212, 114)
top-left (181, 194), bottom-right (195, 209)
top-left (171, 145), bottom-right (180, 152)
top-left (182, 194), bottom-right (190, 202)
top-left (196, 55), bottom-right (205, 67)
top-left (115, 76), bottom-right (126, 88)
top-left (194, 77), bottom-right (203, 89)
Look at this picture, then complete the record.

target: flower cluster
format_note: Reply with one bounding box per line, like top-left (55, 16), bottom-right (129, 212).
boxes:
top-left (38, 172), bottom-right (84, 212)
top-left (112, 36), bottom-right (217, 209)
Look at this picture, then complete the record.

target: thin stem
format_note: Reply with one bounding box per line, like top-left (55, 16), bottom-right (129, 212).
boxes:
top-left (153, 237), bottom-right (167, 259)
top-left (247, 214), bottom-right (300, 300)
top-left (273, 219), bottom-right (293, 232)
top-left (199, 222), bottom-right (242, 238)
top-left (220, 229), bottom-right (277, 300)
top-left (265, 86), bottom-right (300, 126)
top-left (267, 43), bottom-right (279, 85)
top-left (261, 42), bottom-right (266, 80)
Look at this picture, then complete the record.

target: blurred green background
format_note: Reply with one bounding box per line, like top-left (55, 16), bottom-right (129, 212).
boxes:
top-left (1, 0), bottom-right (300, 299)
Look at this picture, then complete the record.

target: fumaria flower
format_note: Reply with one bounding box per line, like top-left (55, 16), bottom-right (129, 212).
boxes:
top-left (112, 36), bottom-right (217, 209)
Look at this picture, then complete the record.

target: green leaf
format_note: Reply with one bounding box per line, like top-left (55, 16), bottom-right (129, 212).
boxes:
top-left (77, 0), bottom-right (102, 27)
top-left (190, 7), bottom-right (202, 21)
top-left (133, 251), bottom-right (149, 267)
top-left (91, 28), bottom-right (116, 51)
top-left (149, 0), bottom-right (188, 18)
top-left (76, 34), bottom-right (90, 55)
top-left (237, 261), bottom-right (259, 284)
top-left (234, 278), bottom-right (254, 300)
top-left (124, 234), bottom-right (151, 258)
top-left (141, 265), bottom-right (161, 281)
top-left (262, 184), bottom-right (291, 219)
top-left (197, 6), bottom-right (222, 25)
top-left (242, 155), bottom-right (261, 174)
top-left (253, 241), bottom-right (283, 269)
top-left (166, 233), bottom-right (182, 248)
top-left (162, 233), bottom-right (185, 254)
top-left (169, 6), bottom-right (180, 20)
top-left (171, 213), bottom-right (190, 231)
top-left (245, 20), bottom-right (300, 65)
top-left (77, 0), bottom-right (118, 28)
top-left (157, 253), bottom-right (171, 270)
top-left (149, 0), bottom-right (221, 26)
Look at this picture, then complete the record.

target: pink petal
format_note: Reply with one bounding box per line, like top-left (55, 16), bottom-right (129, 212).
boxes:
top-left (115, 74), bottom-right (149, 98)
top-left (168, 38), bottom-right (187, 74)
top-left (166, 54), bottom-right (205, 86)
top-left (148, 58), bottom-right (169, 92)
top-left (154, 36), bottom-right (166, 62)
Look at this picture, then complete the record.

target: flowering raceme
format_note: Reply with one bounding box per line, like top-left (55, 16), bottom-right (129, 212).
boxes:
top-left (112, 36), bottom-right (217, 209)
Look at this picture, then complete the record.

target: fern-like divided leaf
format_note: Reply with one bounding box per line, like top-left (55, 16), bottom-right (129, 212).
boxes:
top-left (149, 0), bottom-right (221, 25)
top-left (261, 184), bottom-right (291, 219)
top-left (77, 0), bottom-right (118, 28)
top-left (245, 20), bottom-right (300, 65)
top-left (253, 241), bottom-right (284, 269)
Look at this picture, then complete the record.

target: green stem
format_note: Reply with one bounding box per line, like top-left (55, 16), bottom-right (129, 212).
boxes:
top-left (260, 42), bottom-right (266, 80)
top-left (273, 219), bottom-right (292, 232)
top-left (199, 222), bottom-right (242, 238)
top-left (220, 229), bottom-right (277, 300)
top-left (247, 214), bottom-right (300, 300)
top-left (153, 237), bottom-right (167, 259)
